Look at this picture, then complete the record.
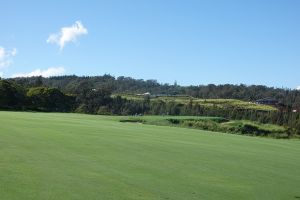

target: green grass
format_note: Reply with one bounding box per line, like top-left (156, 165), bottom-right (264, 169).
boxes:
top-left (120, 115), bottom-right (223, 125)
top-left (120, 116), bottom-right (287, 137)
top-left (116, 94), bottom-right (277, 111)
top-left (222, 120), bottom-right (286, 132)
top-left (0, 111), bottom-right (300, 200)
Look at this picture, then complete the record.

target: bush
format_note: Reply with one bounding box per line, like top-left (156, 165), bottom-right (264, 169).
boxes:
top-left (119, 118), bottom-right (145, 123)
top-left (97, 106), bottom-right (111, 115)
top-left (167, 118), bottom-right (180, 124)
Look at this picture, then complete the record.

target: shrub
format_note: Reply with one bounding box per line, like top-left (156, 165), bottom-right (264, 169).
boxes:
top-left (119, 118), bottom-right (145, 123)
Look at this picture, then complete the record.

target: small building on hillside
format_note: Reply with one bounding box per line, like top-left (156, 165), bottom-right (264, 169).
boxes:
top-left (255, 97), bottom-right (279, 105)
top-left (137, 92), bottom-right (151, 96)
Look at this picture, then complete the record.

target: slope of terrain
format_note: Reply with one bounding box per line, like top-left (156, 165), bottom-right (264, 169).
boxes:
top-left (120, 116), bottom-right (287, 137)
top-left (0, 111), bottom-right (299, 200)
top-left (117, 94), bottom-right (277, 111)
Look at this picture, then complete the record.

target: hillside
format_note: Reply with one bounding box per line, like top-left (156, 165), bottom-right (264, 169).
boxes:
top-left (117, 94), bottom-right (277, 112)
top-left (10, 75), bottom-right (300, 109)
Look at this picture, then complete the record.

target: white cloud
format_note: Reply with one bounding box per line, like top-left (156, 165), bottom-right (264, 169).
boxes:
top-left (0, 47), bottom-right (17, 68)
top-left (296, 86), bottom-right (300, 90)
top-left (0, 71), bottom-right (3, 77)
top-left (47, 21), bottom-right (88, 50)
top-left (12, 67), bottom-right (66, 78)
top-left (11, 48), bottom-right (17, 56)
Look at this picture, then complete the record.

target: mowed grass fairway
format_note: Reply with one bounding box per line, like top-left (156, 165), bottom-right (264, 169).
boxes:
top-left (0, 112), bottom-right (300, 200)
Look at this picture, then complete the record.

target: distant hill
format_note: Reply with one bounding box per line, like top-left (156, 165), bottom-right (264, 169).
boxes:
top-left (9, 74), bottom-right (300, 109)
top-left (117, 94), bottom-right (277, 112)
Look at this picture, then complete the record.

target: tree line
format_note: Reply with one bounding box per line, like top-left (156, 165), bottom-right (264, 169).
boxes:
top-left (10, 75), bottom-right (300, 109)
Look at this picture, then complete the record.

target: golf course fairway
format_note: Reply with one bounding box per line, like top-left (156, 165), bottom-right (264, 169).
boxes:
top-left (0, 111), bottom-right (299, 200)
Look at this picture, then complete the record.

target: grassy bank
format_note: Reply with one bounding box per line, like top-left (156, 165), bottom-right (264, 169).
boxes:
top-left (120, 116), bottom-right (288, 138)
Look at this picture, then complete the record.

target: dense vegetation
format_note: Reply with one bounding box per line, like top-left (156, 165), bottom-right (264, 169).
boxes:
top-left (10, 75), bottom-right (300, 109)
top-left (1, 112), bottom-right (300, 200)
top-left (1, 75), bottom-right (300, 137)
top-left (0, 80), bottom-right (74, 111)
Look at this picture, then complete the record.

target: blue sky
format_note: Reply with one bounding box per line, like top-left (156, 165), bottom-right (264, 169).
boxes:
top-left (0, 0), bottom-right (299, 89)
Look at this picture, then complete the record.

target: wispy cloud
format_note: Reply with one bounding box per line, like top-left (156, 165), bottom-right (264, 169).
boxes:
top-left (297, 86), bottom-right (300, 90)
top-left (0, 47), bottom-right (17, 68)
top-left (47, 21), bottom-right (88, 50)
top-left (12, 67), bottom-right (66, 78)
